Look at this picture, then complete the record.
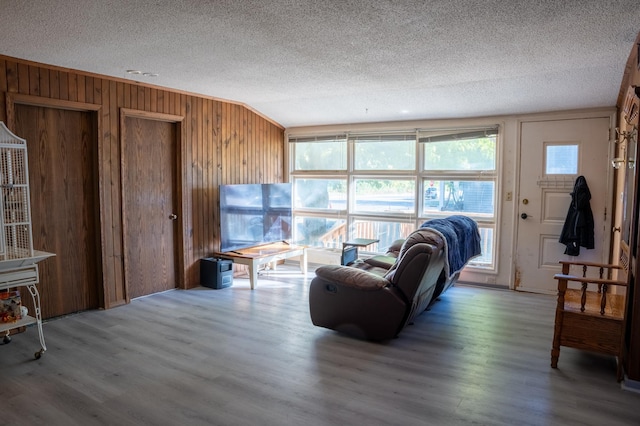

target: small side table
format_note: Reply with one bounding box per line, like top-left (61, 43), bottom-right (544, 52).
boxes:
top-left (341, 238), bottom-right (380, 265)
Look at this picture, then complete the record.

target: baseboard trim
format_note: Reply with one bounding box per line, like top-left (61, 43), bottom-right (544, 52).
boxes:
top-left (622, 376), bottom-right (640, 393)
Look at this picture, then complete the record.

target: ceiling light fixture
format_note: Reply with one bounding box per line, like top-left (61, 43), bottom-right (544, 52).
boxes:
top-left (126, 70), bottom-right (158, 78)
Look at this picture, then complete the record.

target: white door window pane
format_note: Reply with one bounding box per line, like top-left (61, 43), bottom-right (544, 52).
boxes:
top-left (545, 144), bottom-right (578, 174)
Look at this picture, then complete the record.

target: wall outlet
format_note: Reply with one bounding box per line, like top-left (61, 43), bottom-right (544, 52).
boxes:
top-left (506, 191), bottom-right (513, 201)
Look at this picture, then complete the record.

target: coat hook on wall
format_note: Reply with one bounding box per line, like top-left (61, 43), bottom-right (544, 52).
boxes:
top-left (612, 126), bottom-right (638, 169)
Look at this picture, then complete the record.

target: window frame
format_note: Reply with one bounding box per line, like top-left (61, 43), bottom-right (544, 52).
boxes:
top-left (287, 126), bottom-right (500, 271)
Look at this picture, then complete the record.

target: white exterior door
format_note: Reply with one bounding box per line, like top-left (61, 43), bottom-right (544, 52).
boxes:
top-left (514, 117), bottom-right (612, 294)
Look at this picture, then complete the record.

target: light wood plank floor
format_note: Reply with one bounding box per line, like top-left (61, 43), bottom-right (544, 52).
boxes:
top-left (1, 264), bottom-right (639, 426)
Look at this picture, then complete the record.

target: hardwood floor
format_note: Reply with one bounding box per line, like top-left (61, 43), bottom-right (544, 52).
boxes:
top-left (1, 264), bottom-right (639, 426)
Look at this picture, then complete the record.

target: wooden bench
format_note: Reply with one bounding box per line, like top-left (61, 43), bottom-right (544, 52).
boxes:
top-left (550, 260), bottom-right (628, 381)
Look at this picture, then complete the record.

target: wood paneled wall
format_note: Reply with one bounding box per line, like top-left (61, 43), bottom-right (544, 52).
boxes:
top-left (617, 33), bottom-right (640, 382)
top-left (0, 54), bottom-right (284, 308)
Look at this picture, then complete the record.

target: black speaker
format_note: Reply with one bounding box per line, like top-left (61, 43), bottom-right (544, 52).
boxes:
top-left (200, 258), bottom-right (233, 289)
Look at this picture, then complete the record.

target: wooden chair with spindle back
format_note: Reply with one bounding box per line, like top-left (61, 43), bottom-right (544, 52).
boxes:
top-left (550, 256), bottom-right (628, 381)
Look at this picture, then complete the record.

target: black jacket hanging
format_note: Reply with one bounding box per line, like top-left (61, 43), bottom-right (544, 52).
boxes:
top-left (559, 175), bottom-right (595, 256)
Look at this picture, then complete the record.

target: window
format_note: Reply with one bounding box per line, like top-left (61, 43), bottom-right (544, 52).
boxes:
top-left (353, 135), bottom-right (416, 170)
top-left (351, 219), bottom-right (415, 251)
top-left (288, 126), bottom-right (499, 269)
top-left (422, 180), bottom-right (495, 216)
top-left (290, 135), bottom-right (349, 250)
top-left (354, 179), bottom-right (415, 214)
top-left (545, 144), bottom-right (578, 175)
top-left (290, 135), bottom-right (347, 171)
top-left (293, 178), bottom-right (346, 210)
top-left (419, 127), bottom-right (498, 267)
top-left (294, 215), bottom-right (346, 249)
top-left (423, 138), bottom-right (495, 171)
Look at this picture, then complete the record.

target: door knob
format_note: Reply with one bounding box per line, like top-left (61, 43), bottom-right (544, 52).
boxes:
top-left (169, 213), bottom-right (178, 220)
top-left (521, 213), bottom-right (528, 219)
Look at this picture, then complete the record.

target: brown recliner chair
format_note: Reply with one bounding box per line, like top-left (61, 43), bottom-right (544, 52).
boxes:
top-left (309, 228), bottom-right (448, 341)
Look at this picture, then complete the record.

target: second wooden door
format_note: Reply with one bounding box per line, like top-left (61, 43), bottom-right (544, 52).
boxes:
top-left (122, 115), bottom-right (179, 299)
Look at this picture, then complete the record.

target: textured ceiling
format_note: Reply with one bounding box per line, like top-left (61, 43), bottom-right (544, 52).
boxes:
top-left (1, 1), bottom-right (639, 128)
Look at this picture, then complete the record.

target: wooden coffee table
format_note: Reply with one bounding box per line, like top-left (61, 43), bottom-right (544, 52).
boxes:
top-left (213, 242), bottom-right (307, 289)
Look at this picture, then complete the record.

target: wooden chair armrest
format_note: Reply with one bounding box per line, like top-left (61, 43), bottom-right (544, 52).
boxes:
top-left (558, 260), bottom-right (623, 270)
top-left (554, 273), bottom-right (627, 315)
top-left (553, 273), bottom-right (627, 287)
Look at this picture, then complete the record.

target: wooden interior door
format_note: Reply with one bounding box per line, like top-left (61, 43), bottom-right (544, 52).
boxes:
top-left (15, 105), bottom-right (100, 318)
top-left (122, 115), bottom-right (178, 299)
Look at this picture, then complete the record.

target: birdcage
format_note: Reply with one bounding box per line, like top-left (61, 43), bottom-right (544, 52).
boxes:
top-left (0, 122), bottom-right (53, 359)
top-left (0, 122), bottom-right (33, 261)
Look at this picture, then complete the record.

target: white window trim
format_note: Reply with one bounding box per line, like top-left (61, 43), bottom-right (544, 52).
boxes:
top-left (287, 126), bottom-right (501, 271)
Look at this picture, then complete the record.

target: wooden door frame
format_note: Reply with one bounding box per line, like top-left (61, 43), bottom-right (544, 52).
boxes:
top-left (5, 93), bottom-right (106, 307)
top-left (513, 110), bottom-right (616, 291)
top-left (119, 108), bottom-right (185, 302)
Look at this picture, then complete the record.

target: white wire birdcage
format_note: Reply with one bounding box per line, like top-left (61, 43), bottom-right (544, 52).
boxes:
top-left (0, 122), bottom-right (34, 260)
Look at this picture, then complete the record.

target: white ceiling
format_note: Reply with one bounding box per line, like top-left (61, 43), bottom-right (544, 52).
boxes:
top-left (1, 1), bottom-right (639, 128)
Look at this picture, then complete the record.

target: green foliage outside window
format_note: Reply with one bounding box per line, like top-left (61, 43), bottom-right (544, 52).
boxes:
top-left (355, 179), bottom-right (414, 194)
top-left (424, 137), bottom-right (495, 171)
top-left (355, 139), bottom-right (415, 170)
top-left (294, 140), bottom-right (347, 171)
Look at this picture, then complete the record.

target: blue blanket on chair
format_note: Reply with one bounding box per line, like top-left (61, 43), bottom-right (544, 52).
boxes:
top-left (420, 215), bottom-right (482, 278)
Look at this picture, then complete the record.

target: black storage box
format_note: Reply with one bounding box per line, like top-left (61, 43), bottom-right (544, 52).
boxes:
top-left (200, 257), bottom-right (233, 289)
top-left (341, 246), bottom-right (358, 266)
